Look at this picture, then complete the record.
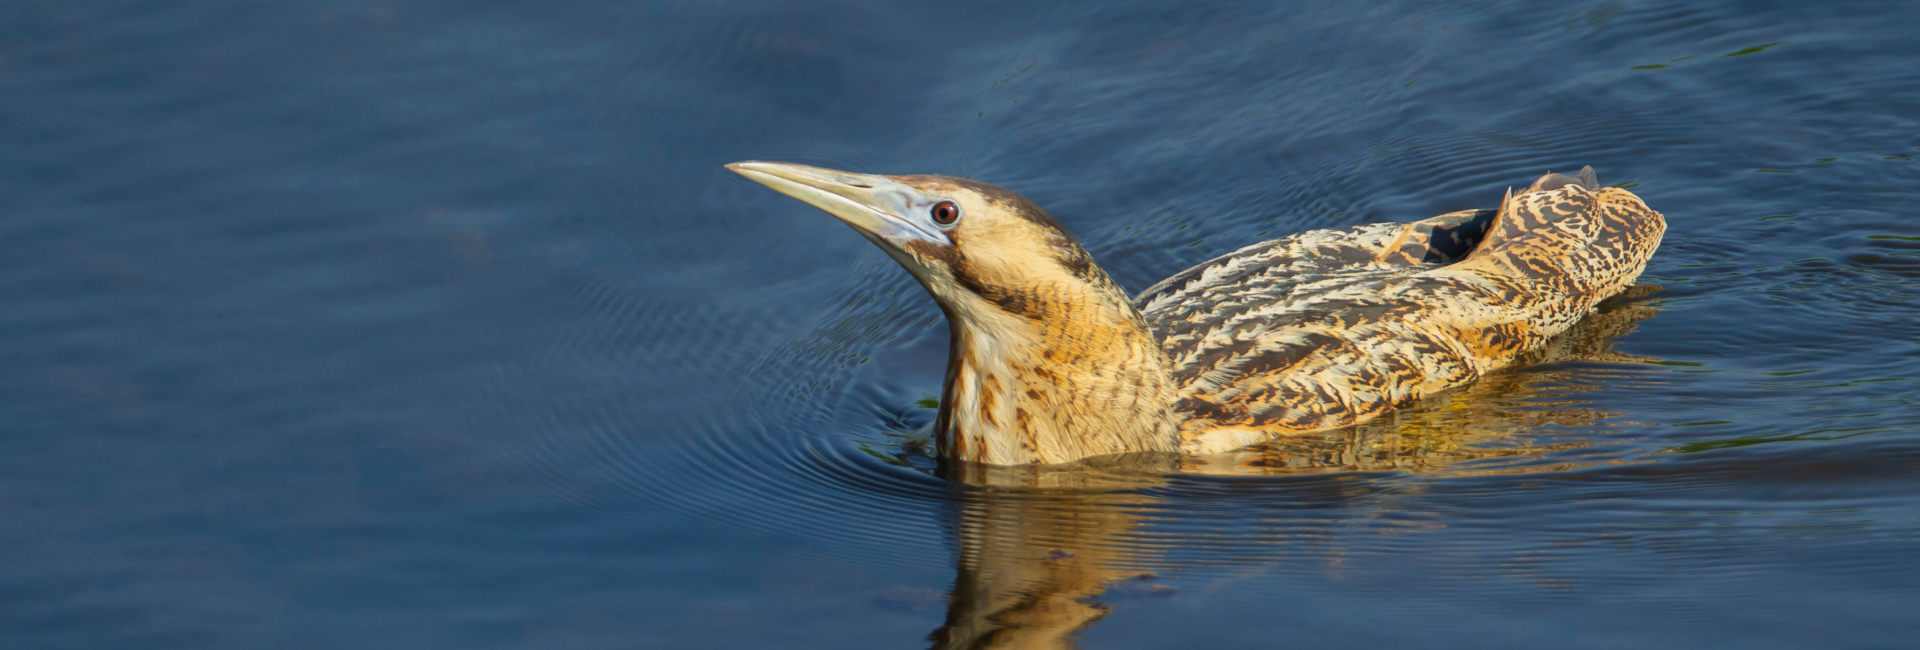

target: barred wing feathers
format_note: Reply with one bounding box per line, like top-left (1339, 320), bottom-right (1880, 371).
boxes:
top-left (1136, 172), bottom-right (1666, 454)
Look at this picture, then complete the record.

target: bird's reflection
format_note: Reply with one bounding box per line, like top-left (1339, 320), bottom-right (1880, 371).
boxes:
top-left (924, 286), bottom-right (1663, 649)
top-left (929, 458), bottom-right (1167, 650)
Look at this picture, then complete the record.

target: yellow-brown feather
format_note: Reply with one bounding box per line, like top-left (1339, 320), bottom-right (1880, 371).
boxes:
top-left (899, 179), bottom-right (1182, 465)
top-left (1138, 181), bottom-right (1665, 454)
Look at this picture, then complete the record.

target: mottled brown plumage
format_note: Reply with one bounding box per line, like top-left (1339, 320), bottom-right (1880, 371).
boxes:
top-left (728, 162), bottom-right (1666, 465)
top-left (1142, 169), bottom-right (1666, 453)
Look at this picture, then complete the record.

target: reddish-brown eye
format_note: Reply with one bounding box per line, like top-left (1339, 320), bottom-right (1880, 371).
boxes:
top-left (930, 201), bottom-right (960, 226)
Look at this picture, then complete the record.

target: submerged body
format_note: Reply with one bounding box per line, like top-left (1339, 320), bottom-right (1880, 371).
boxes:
top-left (729, 162), bottom-right (1666, 465)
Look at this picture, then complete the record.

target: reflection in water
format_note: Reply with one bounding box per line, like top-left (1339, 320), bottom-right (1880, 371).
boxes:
top-left (927, 286), bottom-right (1663, 648)
top-left (931, 460), bottom-right (1167, 650)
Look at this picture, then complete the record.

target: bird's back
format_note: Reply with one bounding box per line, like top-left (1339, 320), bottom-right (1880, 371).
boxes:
top-left (1135, 169), bottom-right (1666, 454)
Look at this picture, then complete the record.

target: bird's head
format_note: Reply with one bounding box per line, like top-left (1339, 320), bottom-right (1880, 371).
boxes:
top-left (727, 161), bottom-right (1180, 464)
top-left (726, 161), bottom-right (1132, 329)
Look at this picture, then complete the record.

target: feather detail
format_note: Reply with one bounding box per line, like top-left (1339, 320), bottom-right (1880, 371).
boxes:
top-left (1142, 174), bottom-right (1666, 454)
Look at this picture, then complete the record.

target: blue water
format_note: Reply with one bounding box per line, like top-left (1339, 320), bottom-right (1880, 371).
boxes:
top-left (4, 1), bottom-right (1918, 647)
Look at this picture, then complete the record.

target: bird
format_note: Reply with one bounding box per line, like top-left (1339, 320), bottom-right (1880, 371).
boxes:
top-left (727, 161), bottom-right (1666, 466)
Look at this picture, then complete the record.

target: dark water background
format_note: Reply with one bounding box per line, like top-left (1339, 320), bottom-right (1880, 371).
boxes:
top-left (5, 0), bottom-right (1920, 647)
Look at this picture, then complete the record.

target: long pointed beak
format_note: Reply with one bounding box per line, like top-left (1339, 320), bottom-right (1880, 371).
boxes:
top-left (726, 161), bottom-right (948, 247)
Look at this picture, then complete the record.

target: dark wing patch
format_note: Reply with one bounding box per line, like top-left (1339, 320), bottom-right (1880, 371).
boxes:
top-left (1142, 176), bottom-right (1666, 450)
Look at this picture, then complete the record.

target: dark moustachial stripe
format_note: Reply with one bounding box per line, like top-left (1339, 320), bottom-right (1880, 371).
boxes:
top-left (906, 237), bottom-right (1050, 320)
top-left (900, 184), bottom-right (1124, 322)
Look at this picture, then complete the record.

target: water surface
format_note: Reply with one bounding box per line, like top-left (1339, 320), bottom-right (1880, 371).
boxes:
top-left (3, 0), bottom-right (1919, 648)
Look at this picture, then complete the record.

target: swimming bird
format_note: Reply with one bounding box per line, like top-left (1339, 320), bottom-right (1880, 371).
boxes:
top-left (727, 162), bottom-right (1665, 465)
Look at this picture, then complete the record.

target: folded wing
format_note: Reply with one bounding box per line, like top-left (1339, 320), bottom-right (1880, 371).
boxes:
top-left (1138, 169), bottom-right (1666, 453)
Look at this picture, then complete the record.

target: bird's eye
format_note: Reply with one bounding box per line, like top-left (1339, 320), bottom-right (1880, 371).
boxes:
top-left (930, 201), bottom-right (961, 226)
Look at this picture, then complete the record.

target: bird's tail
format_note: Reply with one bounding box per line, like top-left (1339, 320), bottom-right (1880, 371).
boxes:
top-left (1469, 165), bottom-right (1666, 310)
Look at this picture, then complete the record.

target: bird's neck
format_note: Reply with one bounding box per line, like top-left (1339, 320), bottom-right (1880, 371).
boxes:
top-left (932, 293), bottom-right (1180, 465)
